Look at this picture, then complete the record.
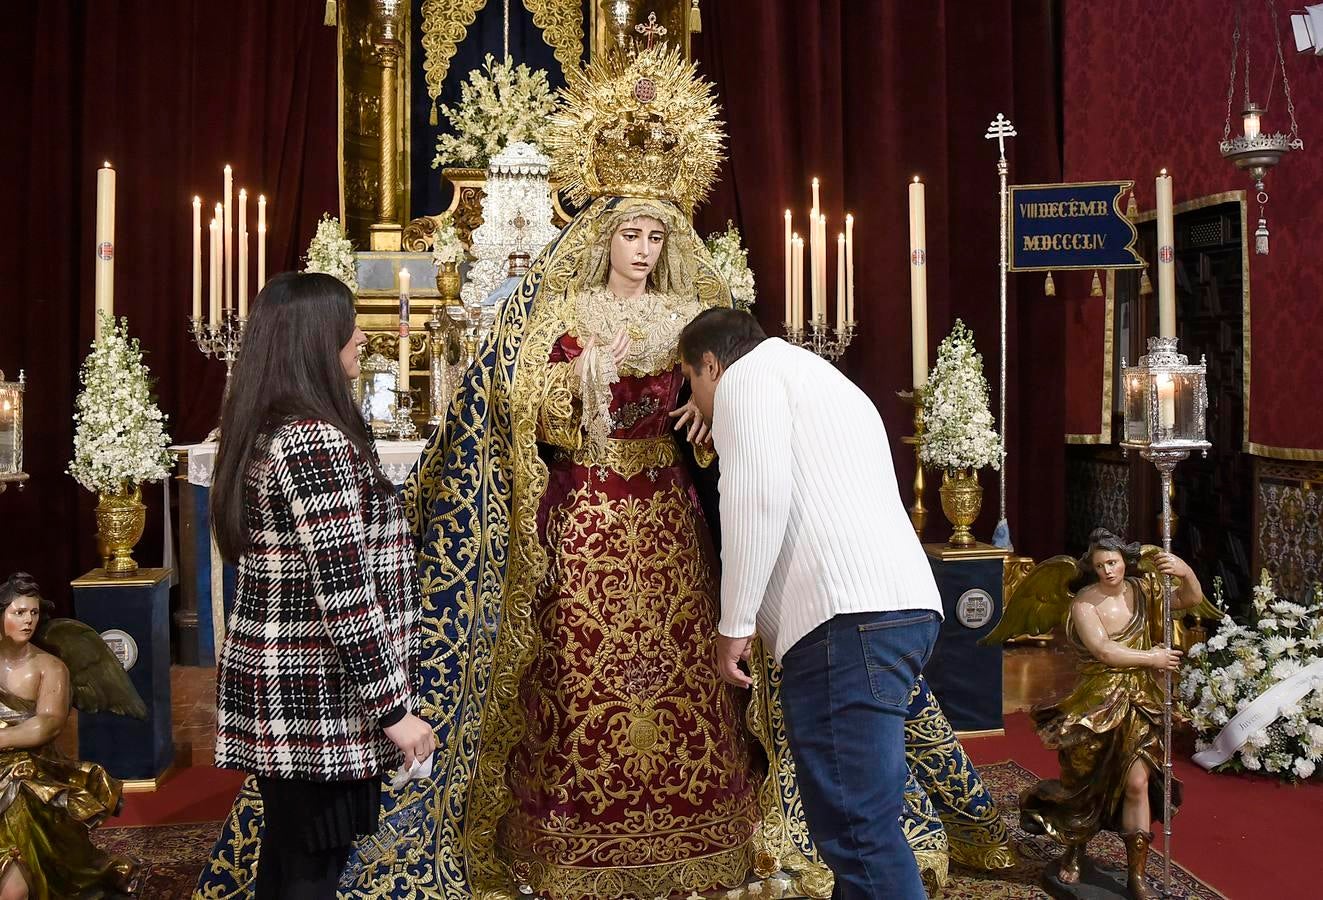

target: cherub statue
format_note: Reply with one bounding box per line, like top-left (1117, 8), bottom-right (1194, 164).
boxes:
top-left (0, 573), bottom-right (144, 899)
top-left (983, 529), bottom-right (1221, 899)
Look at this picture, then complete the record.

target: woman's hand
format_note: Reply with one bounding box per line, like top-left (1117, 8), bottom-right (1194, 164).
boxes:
top-left (669, 398), bottom-right (711, 447)
top-left (384, 713), bottom-right (435, 768)
top-left (1148, 646), bottom-right (1184, 672)
top-left (572, 330), bottom-right (631, 379)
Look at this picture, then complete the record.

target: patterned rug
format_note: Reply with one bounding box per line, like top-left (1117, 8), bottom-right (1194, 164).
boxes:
top-left (95, 820), bottom-right (219, 899)
top-left (937, 760), bottom-right (1224, 900)
top-left (86, 762), bottom-right (1225, 899)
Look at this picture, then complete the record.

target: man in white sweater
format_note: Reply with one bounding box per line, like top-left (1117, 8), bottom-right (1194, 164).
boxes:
top-left (674, 308), bottom-right (943, 900)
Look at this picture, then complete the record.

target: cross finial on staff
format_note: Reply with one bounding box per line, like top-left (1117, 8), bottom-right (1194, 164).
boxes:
top-left (635, 11), bottom-right (667, 48)
top-left (984, 113), bottom-right (1017, 157)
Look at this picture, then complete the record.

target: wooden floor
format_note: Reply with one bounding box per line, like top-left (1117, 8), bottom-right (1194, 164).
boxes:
top-left (70, 640), bottom-right (1080, 772)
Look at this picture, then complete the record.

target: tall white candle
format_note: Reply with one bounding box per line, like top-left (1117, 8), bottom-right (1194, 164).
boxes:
top-left (908, 177), bottom-right (929, 388)
top-left (792, 235), bottom-right (804, 331)
top-left (238, 189), bottom-right (248, 319)
top-left (257, 195), bottom-right (267, 290)
top-left (398, 267), bottom-right (411, 396)
top-left (804, 209), bottom-right (814, 325)
top-left (784, 210), bottom-right (792, 327)
top-left (818, 213), bottom-right (828, 324)
top-left (223, 165), bottom-right (233, 313)
top-left (94, 162), bottom-right (116, 338)
top-left (844, 213), bottom-right (855, 323)
top-left (811, 177), bottom-right (820, 219)
top-left (836, 233), bottom-right (846, 331)
top-left (209, 218), bottom-right (220, 324)
top-left (1156, 169), bottom-right (1176, 339)
top-left (192, 196), bottom-right (202, 320)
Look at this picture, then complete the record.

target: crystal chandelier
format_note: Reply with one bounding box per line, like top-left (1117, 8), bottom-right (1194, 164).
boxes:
top-left (1218, 0), bottom-right (1304, 254)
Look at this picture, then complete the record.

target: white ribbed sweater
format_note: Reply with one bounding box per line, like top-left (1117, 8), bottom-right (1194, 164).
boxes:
top-left (712, 338), bottom-right (943, 661)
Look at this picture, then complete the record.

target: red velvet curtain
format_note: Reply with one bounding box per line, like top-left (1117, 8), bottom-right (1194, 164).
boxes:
top-left (0, 2), bottom-right (339, 611)
top-left (693, 1), bottom-right (1065, 559)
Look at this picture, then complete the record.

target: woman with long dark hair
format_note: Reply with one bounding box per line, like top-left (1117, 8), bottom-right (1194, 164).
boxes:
top-left (210, 272), bottom-right (431, 899)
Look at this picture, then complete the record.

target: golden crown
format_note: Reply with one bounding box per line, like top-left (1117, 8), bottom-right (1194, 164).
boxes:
top-left (548, 42), bottom-right (725, 213)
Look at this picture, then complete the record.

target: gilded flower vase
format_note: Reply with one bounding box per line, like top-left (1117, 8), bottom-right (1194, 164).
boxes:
top-left (939, 468), bottom-right (983, 548)
top-left (435, 261), bottom-right (461, 304)
top-left (95, 481), bottom-right (146, 575)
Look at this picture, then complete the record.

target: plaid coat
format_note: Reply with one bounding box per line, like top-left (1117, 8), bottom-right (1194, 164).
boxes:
top-left (215, 419), bottom-right (421, 781)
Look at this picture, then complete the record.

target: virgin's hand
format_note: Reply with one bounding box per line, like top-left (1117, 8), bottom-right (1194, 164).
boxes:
top-left (570, 331), bottom-right (631, 378)
top-left (606, 329), bottom-right (631, 367)
top-left (668, 399), bottom-right (712, 447)
top-left (384, 713), bottom-right (435, 768)
top-left (1154, 551), bottom-right (1192, 580)
top-left (1149, 646), bottom-right (1183, 672)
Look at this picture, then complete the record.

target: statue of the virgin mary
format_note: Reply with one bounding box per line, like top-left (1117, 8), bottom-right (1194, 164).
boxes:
top-left (195, 43), bottom-right (1015, 900)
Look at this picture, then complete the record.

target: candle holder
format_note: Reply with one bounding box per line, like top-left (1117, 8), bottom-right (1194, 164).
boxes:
top-left (0, 369), bottom-right (26, 495)
top-left (897, 388), bottom-right (926, 539)
top-left (389, 389), bottom-right (419, 440)
top-left (782, 318), bottom-right (855, 362)
top-left (189, 313), bottom-right (246, 403)
top-left (1119, 334), bottom-right (1209, 898)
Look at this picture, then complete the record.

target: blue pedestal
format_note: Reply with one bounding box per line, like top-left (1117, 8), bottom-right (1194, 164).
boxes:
top-left (70, 568), bottom-right (175, 782)
top-left (923, 543), bottom-right (1008, 733)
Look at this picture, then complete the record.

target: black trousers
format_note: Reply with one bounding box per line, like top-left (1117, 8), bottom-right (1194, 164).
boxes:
top-left (254, 775), bottom-right (380, 900)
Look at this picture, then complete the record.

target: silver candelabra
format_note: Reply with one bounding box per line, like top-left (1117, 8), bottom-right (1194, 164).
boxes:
top-left (189, 313), bottom-right (246, 401)
top-left (783, 318), bottom-right (856, 362)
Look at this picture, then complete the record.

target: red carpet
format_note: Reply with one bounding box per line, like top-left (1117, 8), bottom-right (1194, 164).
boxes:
top-left (111, 766), bottom-right (247, 827)
top-left (966, 712), bottom-right (1323, 900)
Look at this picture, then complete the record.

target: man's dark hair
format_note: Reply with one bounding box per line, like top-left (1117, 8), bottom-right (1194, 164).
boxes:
top-left (0, 572), bottom-right (55, 625)
top-left (678, 308), bottom-right (767, 368)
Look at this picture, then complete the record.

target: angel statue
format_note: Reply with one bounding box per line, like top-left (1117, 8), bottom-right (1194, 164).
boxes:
top-left (197, 42), bottom-right (1014, 900)
top-left (0, 572), bottom-right (143, 899)
top-left (984, 528), bottom-right (1221, 899)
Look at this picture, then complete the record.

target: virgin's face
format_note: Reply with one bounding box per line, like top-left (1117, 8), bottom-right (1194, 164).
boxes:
top-left (340, 325), bottom-right (367, 380)
top-left (609, 217), bottom-right (667, 287)
top-left (1091, 549), bottom-right (1126, 588)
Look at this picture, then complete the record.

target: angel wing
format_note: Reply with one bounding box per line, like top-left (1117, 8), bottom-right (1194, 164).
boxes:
top-left (35, 618), bottom-right (147, 719)
top-left (1137, 545), bottom-right (1226, 622)
top-left (980, 555), bottom-right (1078, 646)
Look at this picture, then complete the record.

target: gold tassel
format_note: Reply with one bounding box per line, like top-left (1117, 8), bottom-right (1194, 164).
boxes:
top-left (429, 99), bottom-right (438, 126)
top-left (690, 0), bottom-right (702, 32)
top-left (1044, 271), bottom-right (1055, 297)
top-left (1139, 264), bottom-right (1153, 295)
top-left (324, 0), bottom-right (337, 27)
top-left (1091, 270), bottom-right (1103, 297)
top-left (1126, 190), bottom-right (1138, 220)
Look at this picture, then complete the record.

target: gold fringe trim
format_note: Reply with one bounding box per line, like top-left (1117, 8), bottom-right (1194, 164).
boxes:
top-left (525, 0), bottom-right (585, 76)
top-left (421, 0), bottom-right (487, 104)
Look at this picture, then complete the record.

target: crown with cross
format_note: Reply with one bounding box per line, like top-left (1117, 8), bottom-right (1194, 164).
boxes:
top-left (547, 40), bottom-right (725, 212)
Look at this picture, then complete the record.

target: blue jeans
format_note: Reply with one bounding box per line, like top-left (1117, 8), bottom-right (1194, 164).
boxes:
top-left (779, 609), bottom-right (940, 900)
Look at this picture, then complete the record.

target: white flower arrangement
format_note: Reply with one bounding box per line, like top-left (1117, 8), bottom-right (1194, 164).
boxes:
top-left (304, 214), bottom-right (357, 292)
top-left (1180, 572), bottom-right (1323, 781)
top-left (704, 221), bottom-right (756, 311)
top-left (432, 55), bottom-right (558, 170)
top-left (919, 320), bottom-right (1004, 472)
top-left (432, 212), bottom-right (465, 269)
top-left (68, 313), bottom-right (172, 495)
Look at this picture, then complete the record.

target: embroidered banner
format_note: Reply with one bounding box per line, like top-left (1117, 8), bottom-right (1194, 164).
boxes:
top-left (1008, 181), bottom-right (1144, 272)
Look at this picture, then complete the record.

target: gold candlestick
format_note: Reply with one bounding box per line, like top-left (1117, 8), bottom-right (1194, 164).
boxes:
top-left (898, 389), bottom-right (926, 539)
